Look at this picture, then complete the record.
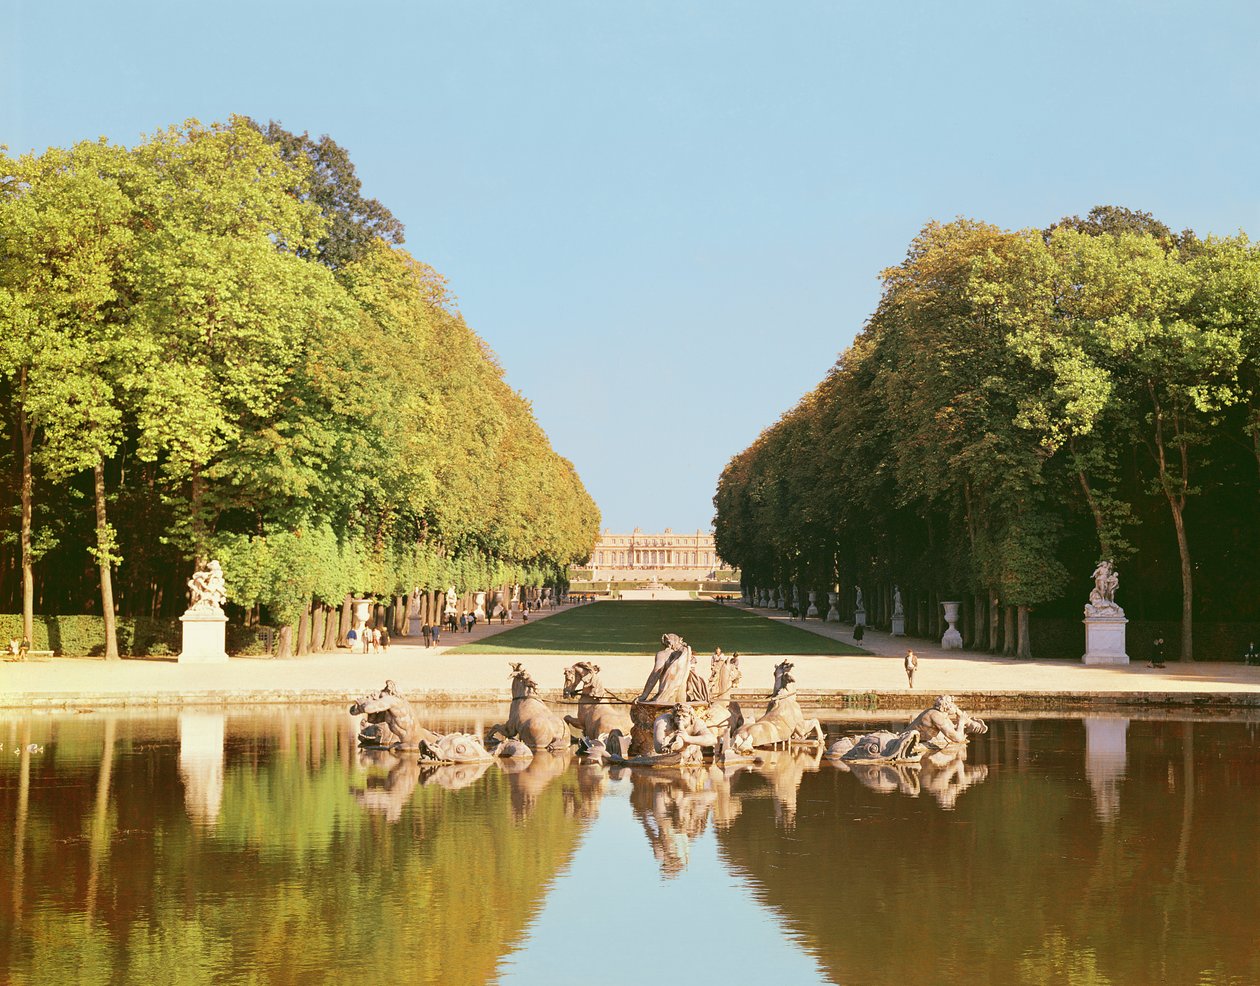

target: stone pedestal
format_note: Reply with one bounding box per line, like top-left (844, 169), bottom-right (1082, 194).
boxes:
top-left (853, 608), bottom-right (866, 629)
top-left (178, 610), bottom-right (229, 664)
top-left (941, 601), bottom-right (963, 649)
top-left (826, 591), bottom-right (840, 622)
top-left (806, 590), bottom-right (819, 618)
top-left (891, 615), bottom-right (906, 636)
top-left (1083, 614), bottom-right (1129, 665)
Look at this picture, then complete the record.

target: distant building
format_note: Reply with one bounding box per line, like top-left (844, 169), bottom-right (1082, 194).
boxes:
top-left (576, 528), bottom-right (733, 581)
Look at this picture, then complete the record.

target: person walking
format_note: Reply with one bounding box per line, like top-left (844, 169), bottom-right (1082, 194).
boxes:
top-left (853, 622), bottom-right (864, 645)
top-left (459, 612), bottom-right (468, 634)
top-left (431, 621), bottom-right (442, 647)
top-left (1150, 636), bottom-right (1166, 669)
top-left (421, 622), bottom-right (432, 648)
top-left (904, 649), bottom-right (918, 688)
top-left (346, 626), bottom-right (358, 652)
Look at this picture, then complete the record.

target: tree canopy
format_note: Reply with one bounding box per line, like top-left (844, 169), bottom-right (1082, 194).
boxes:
top-left (714, 212), bottom-right (1260, 660)
top-left (0, 117), bottom-right (598, 652)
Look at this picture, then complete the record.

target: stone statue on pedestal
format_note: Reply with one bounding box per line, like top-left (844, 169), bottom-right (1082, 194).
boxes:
top-left (1083, 561), bottom-right (1129, 665)
top-left (187, 561), bottom-right (227, 613)
top-left (179, 560), bottom-right (229, 664)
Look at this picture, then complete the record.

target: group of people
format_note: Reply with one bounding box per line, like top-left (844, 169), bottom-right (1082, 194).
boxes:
top-left (6, 637), bottom-right (30, 660)
top-left (346, 625), bottom-right (389, 653)
top-left (420, 621), bottom-right (446, 647)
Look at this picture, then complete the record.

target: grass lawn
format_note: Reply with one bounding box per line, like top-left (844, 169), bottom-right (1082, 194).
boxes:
top-left (447, 601), bottom-right (866, 657)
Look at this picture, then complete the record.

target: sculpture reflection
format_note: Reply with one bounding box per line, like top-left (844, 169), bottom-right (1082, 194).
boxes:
top-left (179, 711), bottom-right (225, 826)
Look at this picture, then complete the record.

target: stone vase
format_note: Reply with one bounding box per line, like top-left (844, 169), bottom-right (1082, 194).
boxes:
top-left (806, 590), bottom-right (819, 618)
top-left (473, 591), bottom-right (487, 620)
top-left (826, 591), bottom-right (840, 622)
top-left (941, 600), bottom-right (963, 649)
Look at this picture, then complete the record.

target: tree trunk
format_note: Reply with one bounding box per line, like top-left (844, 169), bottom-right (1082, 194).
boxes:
top-left (93, 462), bottom-right (120, 660)
top-left (296, 604), bottom-right (310, 656)
top-left (973, 592), bottom-right (987, 649)
top-left (1016, 605), bottom-right (1031, 659)
top-left (1166, 495), bottom-right (1194, 662)
top-left (276, 623), bottom-right (293, 659)
top-left (339, 593), bottom-right (353, 645)
top-left (1002, 605), bottom-right (1016, 656)
top-left (18, 377), bottom-right (34, 645)
top-left (929, 590), bottom-right (940, 641)
top-left (988, 590), bottom-right (1001, 653)
top-left (322, 602), bottom-right (339, 652)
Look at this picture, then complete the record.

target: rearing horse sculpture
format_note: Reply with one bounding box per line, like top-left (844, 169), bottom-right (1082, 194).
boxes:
top-left (486, 663), bottom-right (569, 750)
top-left (730, 660), bottom-right (824, 751)
top-left (563, 661), bottom-right (632, 743)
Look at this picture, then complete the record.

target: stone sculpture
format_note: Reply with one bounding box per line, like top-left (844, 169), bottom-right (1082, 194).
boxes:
top-left (941, 600), bottom-right (963, 649)
top-left (706, 650), bottom-right (743, 732)
top-left (1083, 561), bottom-right (1129, 664)
top-left (610, 703), bottom-right (719, 767)
top-left (806, 590), bottom-right (819, 618)
top-left (906, 694), bottom-right (987, 747)
top-left (728, 660), bottom-right (825, 751)
top-left (485, 663), bottom-right (569, 750)
top-left (637, 633), bottom-right (694, 705)
top-left (1087, 560), bottom-right (1121, 615)
top-left (444, 585), bottom-right (458, 616)
top-left (853, 586), bottom-right (863, 612)
top-left (826, 589), bottom-right (840, 622)
top-left (350, 681), bottom-right (444, 751)
top-left (891, 584), bottom-right (906, 636)
top-left (825, 729), bottom-right (924, 764)
top-left (893, 586), bottom-right (904, 617)
top-left (179, 560), bottom-right (230, 663)
top-left (186, 560), bottom-right (227, 612)
top-left (563, 661), bottom-right (632, 748)
top-left (417, 732), bottom-right (495, 764)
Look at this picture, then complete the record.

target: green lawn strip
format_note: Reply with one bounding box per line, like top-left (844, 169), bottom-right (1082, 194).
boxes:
top-left (447, 601), bottom-right (866, 656)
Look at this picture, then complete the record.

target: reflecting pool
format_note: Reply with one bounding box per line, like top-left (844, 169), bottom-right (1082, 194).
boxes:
top-left (2, 709), bottom-right (1259, 985)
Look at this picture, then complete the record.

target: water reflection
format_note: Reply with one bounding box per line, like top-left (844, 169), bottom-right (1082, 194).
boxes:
top-left (1083, 716), bottom-right (1128, 821)
top-left (179, 712), bottom-right (225, 826)
top-left (825, 740), bottom-right (989, 808)
top-left (0, 711), bottom-right (1258, 985)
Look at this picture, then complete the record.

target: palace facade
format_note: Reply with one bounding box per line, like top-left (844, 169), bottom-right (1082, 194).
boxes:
top-left (578, 528), bottom-right (731, 581)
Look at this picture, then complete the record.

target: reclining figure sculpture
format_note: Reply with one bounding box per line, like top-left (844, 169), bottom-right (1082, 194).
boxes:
top-left (825, 694), bottom-right (987, 764)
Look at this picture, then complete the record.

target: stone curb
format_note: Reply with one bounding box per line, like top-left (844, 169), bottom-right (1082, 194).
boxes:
top-left (5, 687), bottom-right (1259, 712)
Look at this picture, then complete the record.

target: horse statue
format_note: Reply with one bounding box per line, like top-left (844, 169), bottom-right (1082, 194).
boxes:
top-left (350, 681), bottom-right (443, 750)
top-left (485, 663), bottom-right (570, 750)
top-left (706, 650), bottom-right (743, 732)
top-left (563, 661), bottom-right (632, 748)
top-left (729, 660), bottom-right (824, 751)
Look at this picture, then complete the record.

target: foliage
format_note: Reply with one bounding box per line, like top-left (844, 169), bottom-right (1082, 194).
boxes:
top-left (714, 210), bottom-right (1260, 659)
top-left (0, 118), bottom-right (599, 649)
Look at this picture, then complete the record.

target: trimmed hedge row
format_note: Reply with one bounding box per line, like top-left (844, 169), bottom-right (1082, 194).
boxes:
top-left (0, 615), bottom-right (271, 658)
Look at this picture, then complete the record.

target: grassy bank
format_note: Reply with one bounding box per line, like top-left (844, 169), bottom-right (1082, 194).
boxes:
top-left (447, 600), bottom-right (866, 656)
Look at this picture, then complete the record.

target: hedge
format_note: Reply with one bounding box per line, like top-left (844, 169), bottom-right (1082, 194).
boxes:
top-left (0, 615), bottom-right (271, 658)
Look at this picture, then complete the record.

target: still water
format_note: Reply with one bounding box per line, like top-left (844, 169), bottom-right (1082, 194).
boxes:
top-left (1, 708), bottom-right (1258, 985)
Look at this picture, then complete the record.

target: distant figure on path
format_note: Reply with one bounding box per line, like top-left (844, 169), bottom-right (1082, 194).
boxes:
top-left (346, 626), bottom-right (358, 651)
top-left (422, 623), bottom-right (432, 648)
top-left (904, 650), bottom-right (918, 688)
top-left (853, 622), bottom-right (864, 644)
top-left (1150, 636), bottom-right (1166, 669)
top-left (459, 613), bottom-right (468, 633)
top-left (431, 622), bottom-right (442, 646)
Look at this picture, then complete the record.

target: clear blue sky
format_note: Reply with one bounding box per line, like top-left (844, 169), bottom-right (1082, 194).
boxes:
top-left (5, 1), bottom-right (1258, 533)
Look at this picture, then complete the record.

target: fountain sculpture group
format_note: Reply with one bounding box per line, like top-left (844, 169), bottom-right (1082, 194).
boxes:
top-left (349, 631), bottom-right (988, 777)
